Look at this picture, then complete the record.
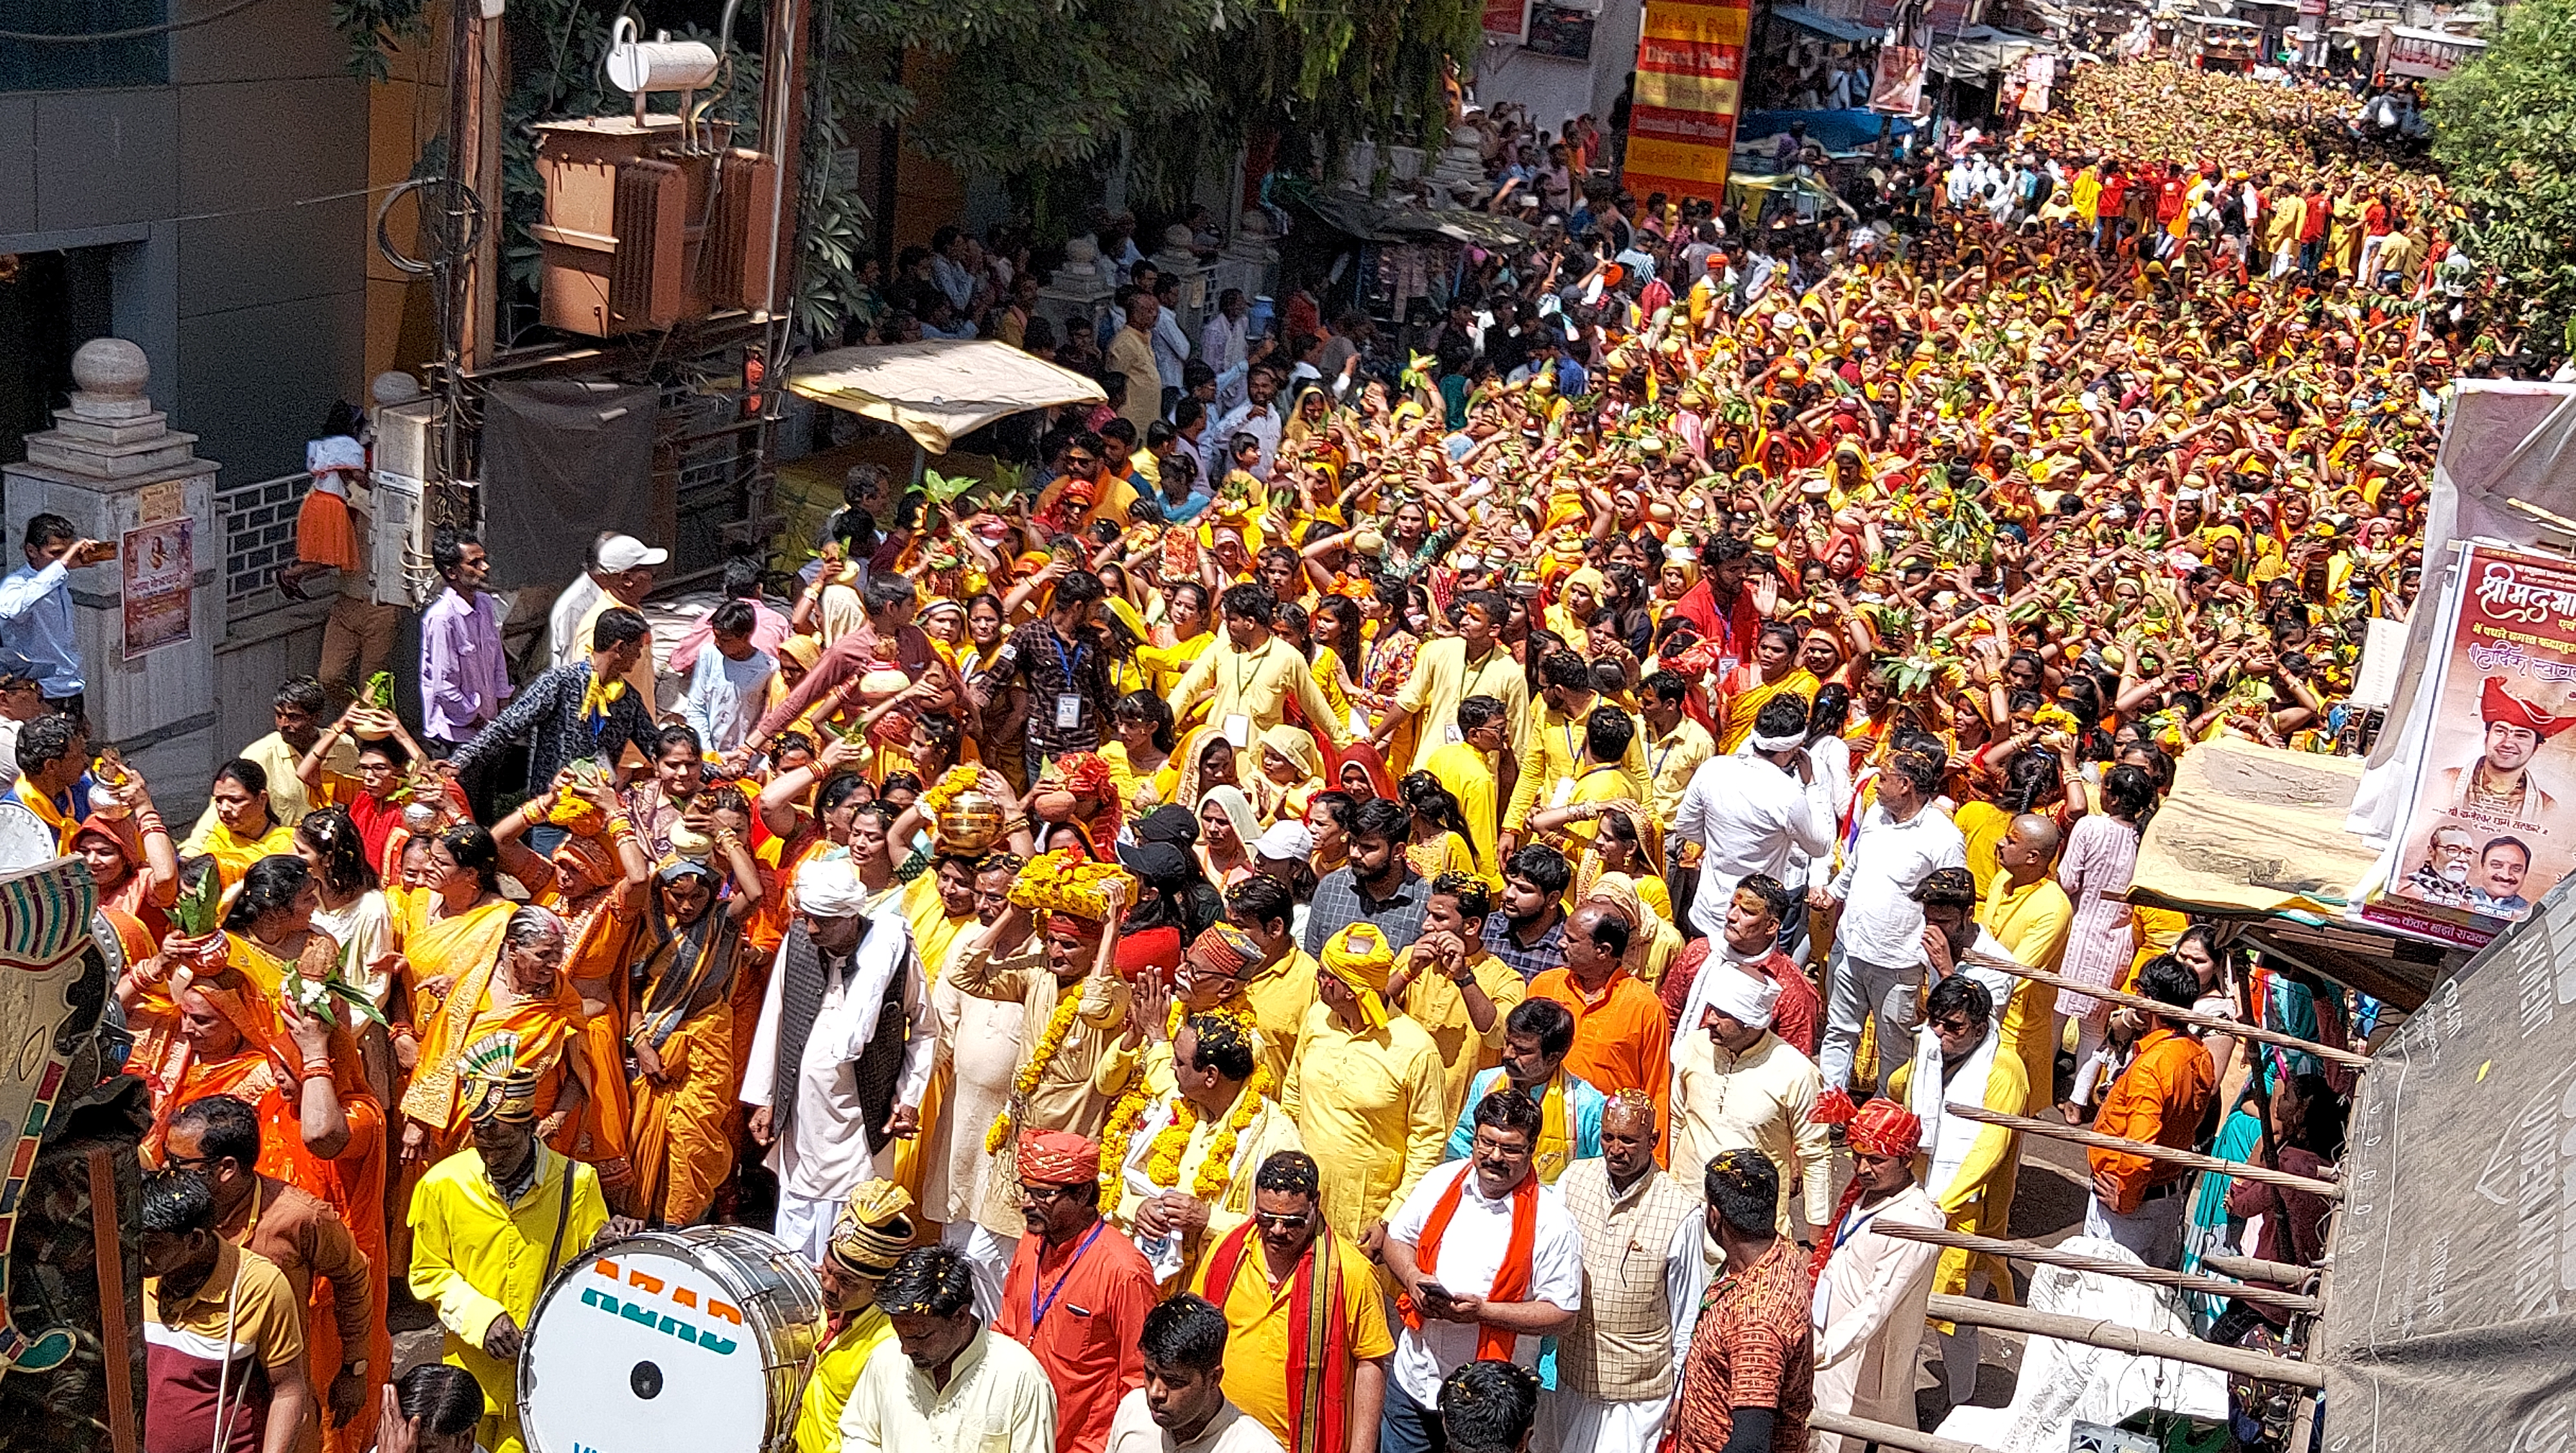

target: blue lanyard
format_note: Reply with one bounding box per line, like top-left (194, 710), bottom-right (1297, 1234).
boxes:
top-left (1029, 1221), bottom-right (1107, 1330)
top-left (1833, 1200), bottom-right (1893, 1251)
top-left (1049, 630), bottom-right (1086, 689)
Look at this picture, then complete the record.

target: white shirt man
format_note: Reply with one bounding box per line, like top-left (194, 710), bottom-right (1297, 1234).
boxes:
top-left (1672, 731), bottom-right (1837, 938)
top-left (675, 632), bottom-right (775, 754)
top-left (1210, 386), bottom-right (1285, 476)
top-left (1153, 303), bottom-right (1193, 395)
top-left (1383, 1157), bottom-right (1584, 1423)
top-left (1200, 303), bottom-right (1249, 375)
top-left (741, 859), bottom-right (934, 1259)
top-left (1816, 759), bottom-right (1965, 1094)
top-left (1810, 1101), bottom-right (1946, 1453)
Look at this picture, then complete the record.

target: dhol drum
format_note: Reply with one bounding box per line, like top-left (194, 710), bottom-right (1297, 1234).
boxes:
top-left (519, 1225), bottom-right (826, 1453)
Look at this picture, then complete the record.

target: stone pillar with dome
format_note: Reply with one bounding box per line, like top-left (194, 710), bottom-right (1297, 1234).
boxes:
top-left (1, 337), bottom-right (223, 806)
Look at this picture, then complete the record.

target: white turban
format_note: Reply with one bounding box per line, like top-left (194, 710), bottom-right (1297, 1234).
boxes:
top-left (1704, 964), bottom-right (1782, 1031)
top-left (795, 857), bottom-right (867, 918)
top-left (307, 435), bottom-right (366, 475)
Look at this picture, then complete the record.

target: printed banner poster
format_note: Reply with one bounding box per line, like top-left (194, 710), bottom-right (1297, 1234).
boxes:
top-left (1621, 0), bottom-right (1751, 202)
top-left (121, 517), bottom-right (192, 659)
top-left (2379, 544), bottom-right (2576, 935)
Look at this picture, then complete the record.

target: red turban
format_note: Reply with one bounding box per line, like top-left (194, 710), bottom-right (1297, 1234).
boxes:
top-left (1114, 923), bottom-right (1184, 983)
top-left (1018, 1129), bottom-right (1101, 1186)
top-left (1848, 1097), bottom-right (1924, 1159)
top-left (2481, 676), bottom-right (2576, 740)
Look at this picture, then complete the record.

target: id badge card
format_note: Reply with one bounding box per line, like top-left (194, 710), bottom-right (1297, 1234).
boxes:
top-left (1550, 777), bottom-right (1575, 809)
top-left (1223, 713), bottom-right (1251, 748)
top-left (1055, 693), bottom-right (1084, 730)
top-left (1443, 722), bottom-right (1464, 744)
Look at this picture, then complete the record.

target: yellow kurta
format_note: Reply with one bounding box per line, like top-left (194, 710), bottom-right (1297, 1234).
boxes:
top-left (1888, 1049), bottom-right (2031, 1302)
top-left (1421, 741), bottom-right (1503, 880)
top-left (1646, 716), bottom-right (1716, 828)
top-left (1168, 634), bottom-right (1349, 746)
top-left (1188, 1224), bottom-right (1397, 1452)
top-left (1506, 698), bottom-right (1649, 834)
top-left (1235, 949), bottom-right (1320, 1091)
top-left (1980, 873), bottom-right (2072, 1101)
top-left (1392, 947), bottom-right (1526, 1126)
top-left (946, 933), bottom-right (1133, 1235)
top-left (1391, 638), bottom-right (1531, 774)
top-left (407, 1147), bottom-right (610, 1453)
top-left (1137, 632), bottom-right (1216, 699)
top-left (1280, 1003), bottom-right (1448, 1245)
top-left (793, 1307), bottom-right (894, 1453)
top-left (1953, 801), bottom-right (2011, 895)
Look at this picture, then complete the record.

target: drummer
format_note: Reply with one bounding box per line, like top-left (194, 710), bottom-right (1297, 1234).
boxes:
top-left (793, 1180), bottom-right (918, 1453)
top-left (406, 1058), bottom-right (637, 1453)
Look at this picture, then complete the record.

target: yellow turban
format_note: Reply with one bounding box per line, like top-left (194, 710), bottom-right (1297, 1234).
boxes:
top-left (1320, 922), bottom-right (1396, 1029)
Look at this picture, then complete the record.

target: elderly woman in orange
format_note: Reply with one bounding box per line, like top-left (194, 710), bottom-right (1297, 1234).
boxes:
top-left (626, 831), bottom-right (763, 1227)
top-left (397, 903), bottom-right (591, 1164)
top-left (1280, 922), bottom-right (1447, 1255)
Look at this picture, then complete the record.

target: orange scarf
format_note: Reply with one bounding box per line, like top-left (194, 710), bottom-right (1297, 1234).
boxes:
top-left (1399, 1165), bottom-right (1538, 1362)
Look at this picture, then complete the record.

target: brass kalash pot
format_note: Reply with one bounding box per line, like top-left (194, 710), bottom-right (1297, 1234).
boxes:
top-left (935, 787), bottom-right (1007, 855)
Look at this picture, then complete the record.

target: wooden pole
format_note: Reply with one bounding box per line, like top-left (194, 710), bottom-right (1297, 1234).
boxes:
top-left (1926, 1293), bottom-right (2327, 1389)
top-left (2202, 1252), bottom-right (2318, 1288)
top-left (1808, 1409), bottom-right (2000, 1453)
top-left (88, 1149), bottom-right (136, 1453)
top-left (1961, 949), bottom-right (2371, 1070)
top-left (1946, 1104), bottom-right (2345, 1199)
top-left (1872, 1223), bottom-right (2322, 1314)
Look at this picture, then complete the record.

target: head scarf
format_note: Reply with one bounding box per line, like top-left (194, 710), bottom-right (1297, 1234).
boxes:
top-left (1582, 873), bottom-right (1659, 981)
top-left (1260, 723), bottom-right (1325, 783)
top-left (1045, 751), bottom-right (1125, 849)
top-left (777, 634), bottom-right (824, 672)
top-left (1334, 741), bottom-right (1397, 801)
top-left (1173, 725), bottom-right (1242, 812)
top-left (1018, 1129), bottom-right (1102, 1186)
top-left (1198, 784), bottom-right (1260, 850)
top-left (1703, 962), bottom-right (1781, 1030)
top-left (826, 1180), bottom-right (917, 1281)
top-left (551, 832), bottom-right (618, 894)
top-left (795, 856), bottom-right (869, 918)
top-left (1320, 922), bottom-right (1396, 1029)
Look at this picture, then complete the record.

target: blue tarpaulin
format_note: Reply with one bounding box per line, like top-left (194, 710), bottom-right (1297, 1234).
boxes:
top-left (1735, 108), bottom-right (1917, 152)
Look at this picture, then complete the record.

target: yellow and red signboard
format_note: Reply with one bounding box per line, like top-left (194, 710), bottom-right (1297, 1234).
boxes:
top-left (1621, 0), bottom-right (1751, 201)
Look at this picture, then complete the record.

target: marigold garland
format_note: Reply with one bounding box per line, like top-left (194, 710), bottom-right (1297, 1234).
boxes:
top-left (984, 985), bottom-right (1086, 1154)
top-left (914, 764), bottom-right (982, 819)
top-left (1143, 1060), bottom-right (1271, 1203)
top-left (1007, 848), bottom-right (1135, 923)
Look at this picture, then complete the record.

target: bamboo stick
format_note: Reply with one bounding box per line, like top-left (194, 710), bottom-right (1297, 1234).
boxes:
top-left (1924, 1293), bottom-right (2327, 1389)
top-left (89, 1149), bottom-right (136, 1453)
top-left (1960, 949), bottom-right (2371, 1070)
top-left (1946, 1104), bottom-right (2345, 1199)
top-left (2202, 1252), bottom-right (2318, 1288)
top-left (1873, 1223), bottom-right (2322, 1314)
top-left (1808, 1409), bottom-right (2000, 1453)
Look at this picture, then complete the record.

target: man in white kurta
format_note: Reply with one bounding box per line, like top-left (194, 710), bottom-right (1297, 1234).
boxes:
top-left (1536, 1090), bottom-right (1708, 1453)
top-left (1810, 1098), bottom-right (1944, 1453)
top-left (1668, 964), bottom-right (1835, 1239)
top-left (741, 857), bottom-right (933, 1260)
top-left (840, 1246), bottom-right (1057, 1453)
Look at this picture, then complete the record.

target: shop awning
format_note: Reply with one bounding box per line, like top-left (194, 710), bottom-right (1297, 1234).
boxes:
top-left (788, 340), bottom-right (1105, 455)
top-left (1768, 4), bottom-right (1880, 42)
top-left (1287, 186), bottom-right (1539, 247)
top-left (1927, 23), bottom-right (2051, 76)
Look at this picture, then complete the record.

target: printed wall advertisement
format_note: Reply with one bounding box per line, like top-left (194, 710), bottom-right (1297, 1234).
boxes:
top-left (2369, 543), bottom-right (2576, 945)
top-left (120, 518), bottom-right (192, 660)
top-left (1482, 0), bottom-right (1531, 41)
top-left (1620, 0), bottom-right (1751, 202)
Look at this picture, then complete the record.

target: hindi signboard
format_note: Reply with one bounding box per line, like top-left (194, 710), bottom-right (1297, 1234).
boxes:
top-left (119, 518), bottom-right (191, 661)
top-left (2368, 542), bottom-right (2576, 947)
top-left (1620, 0), bottom-right (1751, 203)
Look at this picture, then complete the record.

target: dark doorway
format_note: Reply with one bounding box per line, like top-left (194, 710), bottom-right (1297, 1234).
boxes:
top-left (0, 247), bottom-right (117, 466)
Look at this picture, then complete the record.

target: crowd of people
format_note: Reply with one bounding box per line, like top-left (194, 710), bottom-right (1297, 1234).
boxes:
top-left (48, 52), bottom-right (2478, 1453)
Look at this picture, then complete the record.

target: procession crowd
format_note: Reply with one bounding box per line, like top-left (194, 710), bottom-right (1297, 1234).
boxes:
top-left (39, 53), bottom-right (2469, 1453)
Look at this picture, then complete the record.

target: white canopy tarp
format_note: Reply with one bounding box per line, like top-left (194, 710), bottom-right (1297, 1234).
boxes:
top-left (788, 339), bottom-right (1106, 454)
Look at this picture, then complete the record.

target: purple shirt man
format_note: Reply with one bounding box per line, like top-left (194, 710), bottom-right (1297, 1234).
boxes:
top-left (420, 535), bottom-right (511, 745)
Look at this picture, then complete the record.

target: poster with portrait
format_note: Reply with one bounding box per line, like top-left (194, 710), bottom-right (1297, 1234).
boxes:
top-left (2371, 542), bottom-right (2576, 944)
top-left (120, 517), bottom-right (192, 660)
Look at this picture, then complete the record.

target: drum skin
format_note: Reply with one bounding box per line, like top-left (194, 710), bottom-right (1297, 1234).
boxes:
top-left (520, 1226), bottom-right (826, 1453)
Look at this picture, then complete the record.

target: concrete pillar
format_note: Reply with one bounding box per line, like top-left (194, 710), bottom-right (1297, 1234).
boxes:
top-left (3, 337), bottom-right (222, 802)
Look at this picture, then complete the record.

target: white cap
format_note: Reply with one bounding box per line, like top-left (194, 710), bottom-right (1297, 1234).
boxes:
top-left (1253, 820), bottom-right (1314, 862)
top-left (598, 533), bottom-right (668, 571)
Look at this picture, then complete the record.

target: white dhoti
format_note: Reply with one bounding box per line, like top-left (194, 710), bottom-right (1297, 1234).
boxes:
top-left (1531, 1391), bottom-right (1671, 1453)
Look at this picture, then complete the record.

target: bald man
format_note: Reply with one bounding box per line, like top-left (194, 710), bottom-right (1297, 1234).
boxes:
top-left (1979, 814), bottom-right (2072, 1103)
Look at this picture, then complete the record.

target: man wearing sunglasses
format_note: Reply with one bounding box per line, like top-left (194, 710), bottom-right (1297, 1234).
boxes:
top-left (1186, 1151), bottom-right (1393, 1453)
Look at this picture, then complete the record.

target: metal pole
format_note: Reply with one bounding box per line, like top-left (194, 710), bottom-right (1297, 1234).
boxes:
top-left (1873, 1223), bottom-right (2323, 1314)
top-left (1926, 1293), bottom-right (2327, 1388)
top-left (1946, 1104), bottom-right (2345, 1199)
top-left (1962, 949), bottom-right (2372, 1069)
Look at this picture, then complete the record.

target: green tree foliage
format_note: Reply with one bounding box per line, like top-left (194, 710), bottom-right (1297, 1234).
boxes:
top-left (2429, 0), bottom-right (2576, 356)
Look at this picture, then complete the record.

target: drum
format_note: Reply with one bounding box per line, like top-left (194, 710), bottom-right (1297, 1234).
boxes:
top-left (519, 1225), bottom-right (826, 1453)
